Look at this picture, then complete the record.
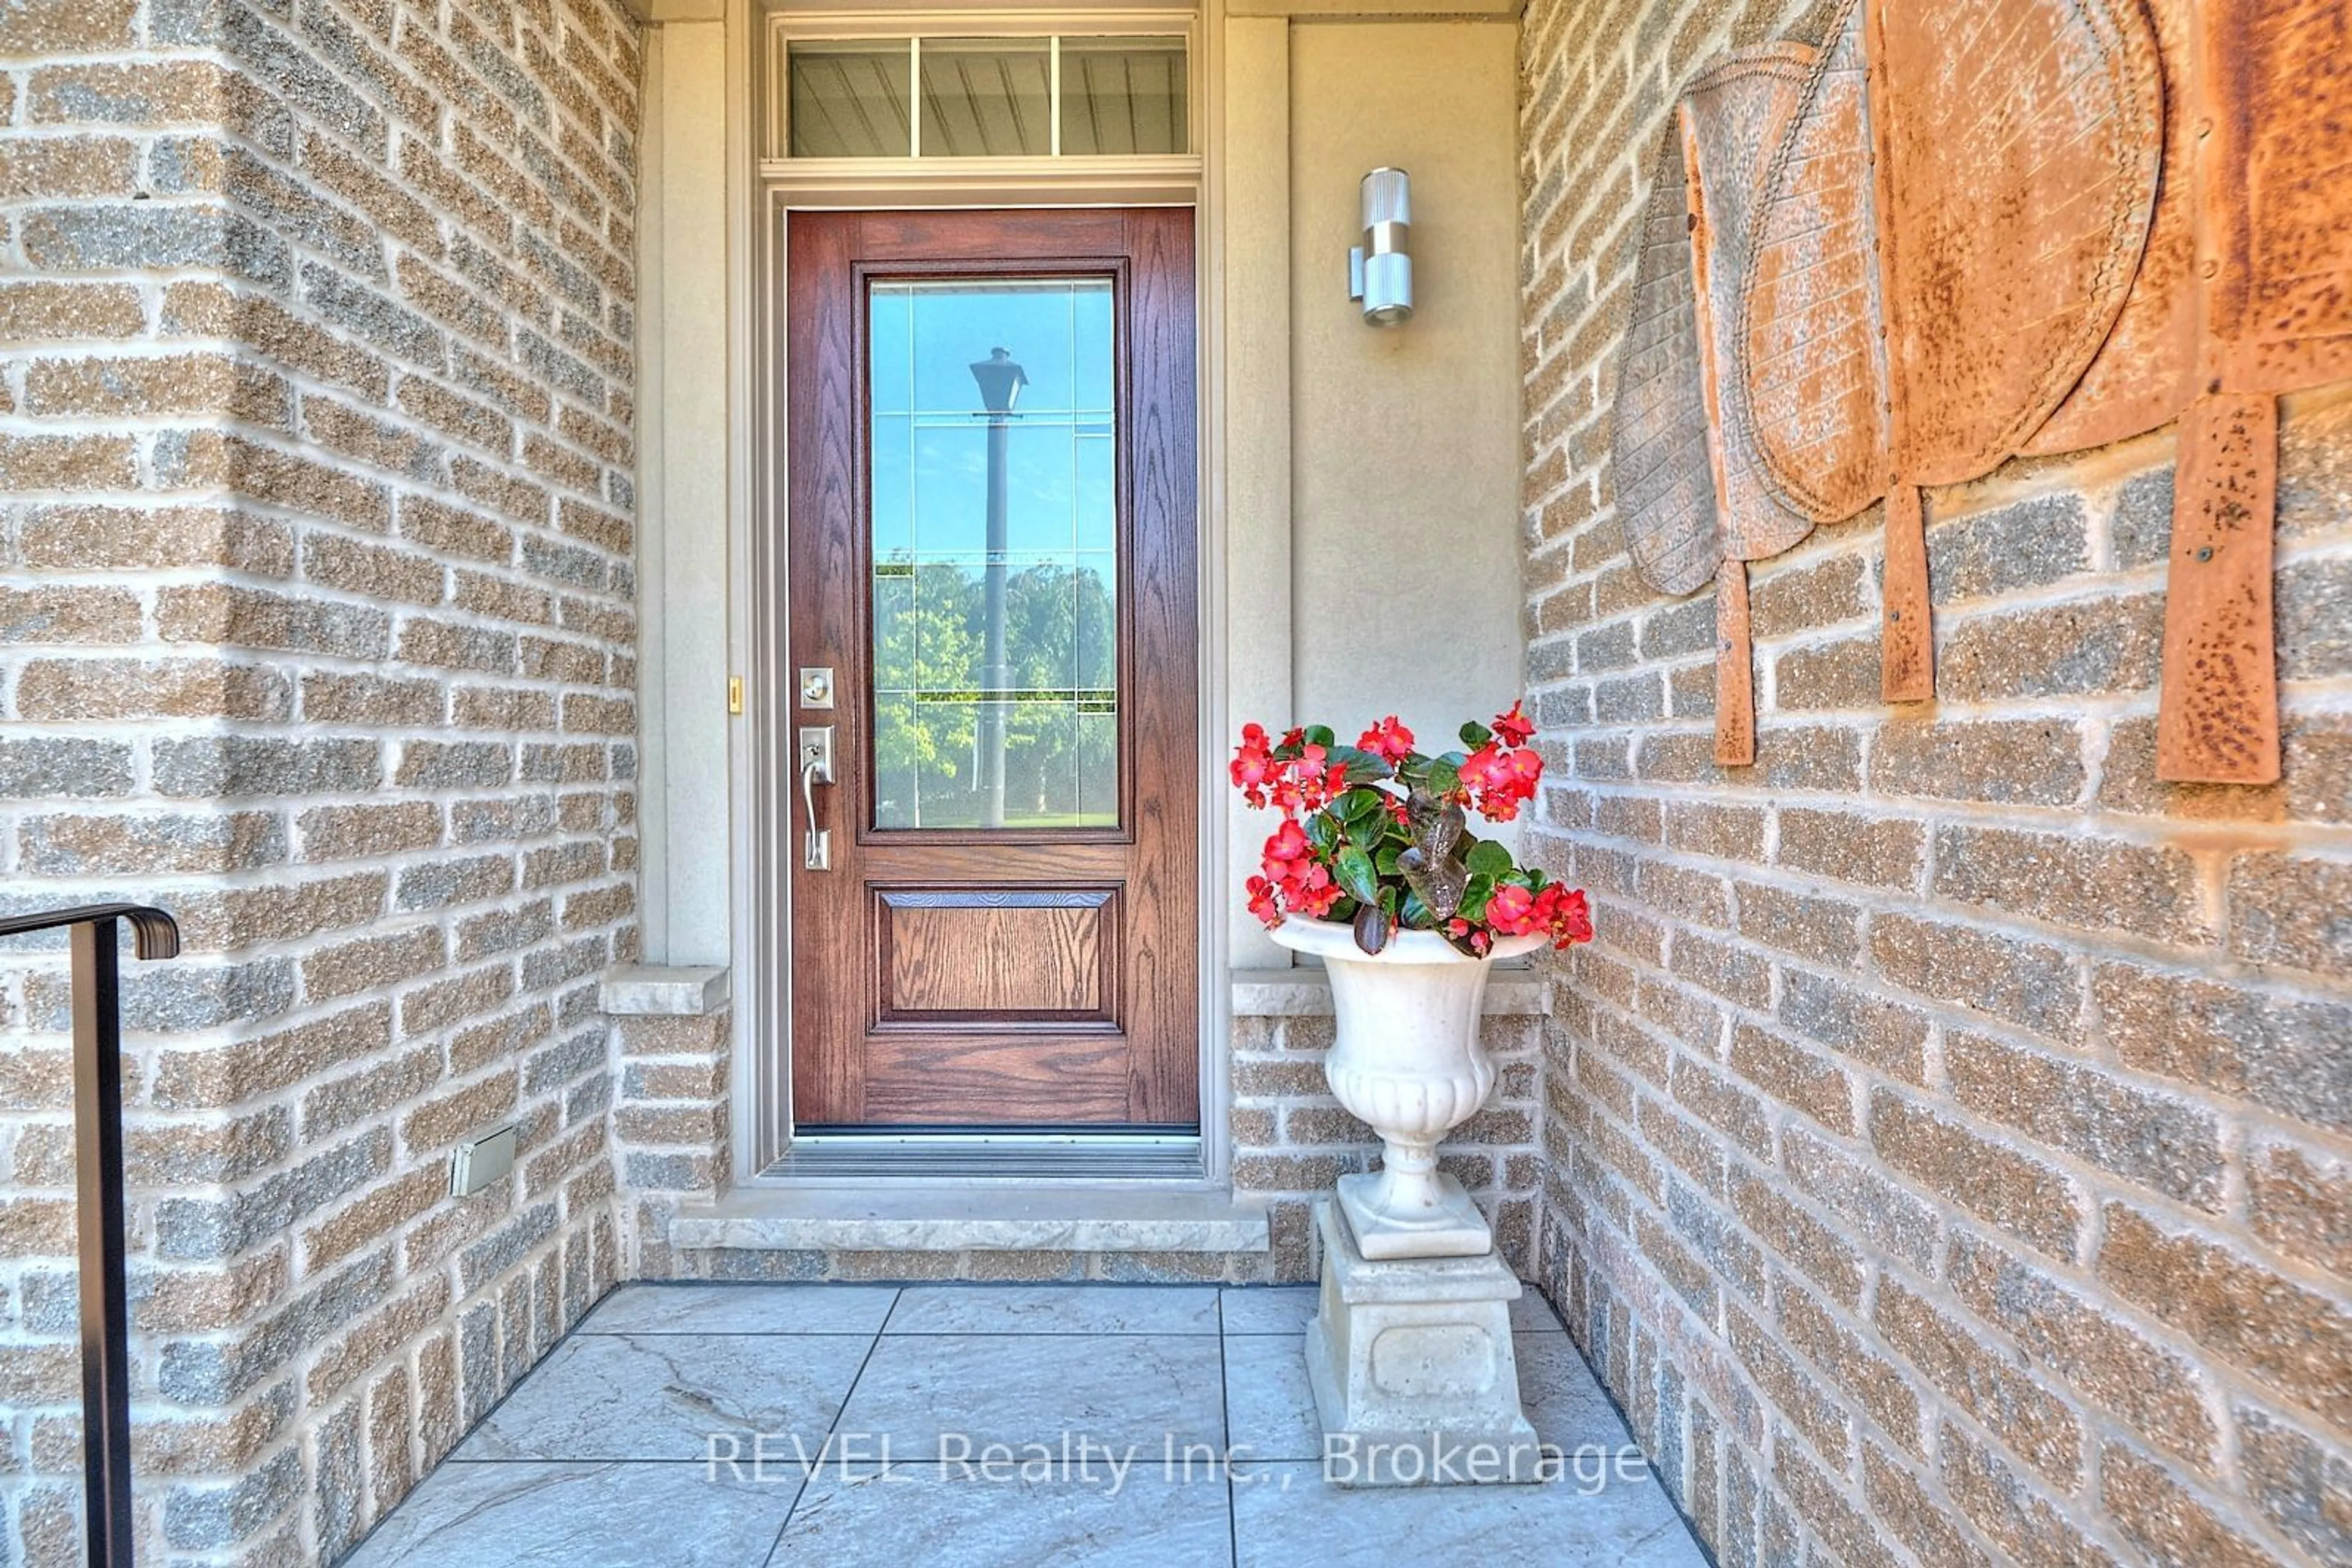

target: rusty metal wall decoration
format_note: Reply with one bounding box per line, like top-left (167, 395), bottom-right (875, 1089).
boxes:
top-left (1872, 0), bottom-right (2164, 486)
top-left (1739, 0), bottom-right (2165, 703)
top-left (2153, 0), bottom-right (2352, 782)
top-left (2025, 0), bottom-right (2200, 454)
top-left (1735, 1), bottom-right (1886, 530)
top-left (1681, 45), bottom-right (1818, 764)
top-left (1613, 131), bottom-right (1721, 601)
top-left (2156, 393), bottom-right (2280, 779)
top-left (2024, 0), bottom-right (2352, 436)
top-left (1609, 46), bottom-right (1819, 767)
top-left (2198, 0), bottom-right (2352, 398)
top-left (2003, 0), bottom-right (2348, 780)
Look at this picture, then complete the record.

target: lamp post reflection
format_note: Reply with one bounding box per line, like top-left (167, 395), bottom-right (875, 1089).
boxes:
top-left (970, 347), bottom-right (1027, 829)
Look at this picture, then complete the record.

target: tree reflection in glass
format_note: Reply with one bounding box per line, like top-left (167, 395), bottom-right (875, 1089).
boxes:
top-left (869, 279), bottom-right (1118, 829)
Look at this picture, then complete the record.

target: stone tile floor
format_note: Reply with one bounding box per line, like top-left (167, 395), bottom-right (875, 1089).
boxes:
top-left (344, 1282), bottom-right (1706, 1567)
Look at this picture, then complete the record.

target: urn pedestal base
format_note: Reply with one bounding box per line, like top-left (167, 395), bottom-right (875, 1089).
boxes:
top-left (1336, 1169), bottom-right (1493, 1260)
top-left (1303, 1200), bottom-right (1542, 1487)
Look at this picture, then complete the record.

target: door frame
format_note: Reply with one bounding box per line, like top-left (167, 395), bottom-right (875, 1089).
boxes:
top-left (734, 12), bottom-right (1230, 1184)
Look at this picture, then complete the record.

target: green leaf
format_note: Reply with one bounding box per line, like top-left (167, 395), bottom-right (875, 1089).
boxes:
top-left (1305, 814), bottom-right (1340, 853)
top-left (1303, 725), bottom-right (1337, 749)
top-left (1336, 787), bottom-right (1384, 823)
top-left (1466, 839), bottom-right (1514, 879)
top-left (1376, 845), bottom-right (1403, 876)
top-left (1426, 758), bottom-right (1460, 797)
top-left (1324, 746), bottom-right (1393, 786)
top-left (1459, 720), bottom-right (1493, 751)
top-left (1335, 845), bottom-right (1381, 906)
top-left (1399, 890), bottom-right (1434, 929)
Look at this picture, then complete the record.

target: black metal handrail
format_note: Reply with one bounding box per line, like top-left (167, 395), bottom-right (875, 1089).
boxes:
top-left (0, 904), bottom-right (178, 1568)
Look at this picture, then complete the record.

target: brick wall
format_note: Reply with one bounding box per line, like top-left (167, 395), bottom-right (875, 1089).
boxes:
top-left (627, 1001), bottom-right (1538, 1289)
top-left (0, 0), bottom-right (641, 1559)
top-left (1519, 1), bottom-right (2351, 1565)
top-left (1232, 1008), bottom-right (1547, 1284)
top-left (611, 1000), bottom-right (731, 1278)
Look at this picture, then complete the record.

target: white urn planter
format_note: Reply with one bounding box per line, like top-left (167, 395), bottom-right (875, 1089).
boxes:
top-left (1270, 916), bottom-right (1543, 1260)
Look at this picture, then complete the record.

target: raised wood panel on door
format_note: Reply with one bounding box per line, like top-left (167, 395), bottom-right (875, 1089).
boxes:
top-left (879, 891), bottom-right (1117, 1022)
top-left (785, 208), bottom-right (1199, 1130)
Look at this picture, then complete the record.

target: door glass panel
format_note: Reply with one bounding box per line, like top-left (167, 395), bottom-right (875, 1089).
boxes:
top-left (918, 38), bottom-right (1052, 157)
top-left (870, 279), bottom-right (1118, 831)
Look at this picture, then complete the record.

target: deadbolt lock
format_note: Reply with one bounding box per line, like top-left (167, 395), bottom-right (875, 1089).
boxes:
top-left (798, 667), bottom-right (835, 709)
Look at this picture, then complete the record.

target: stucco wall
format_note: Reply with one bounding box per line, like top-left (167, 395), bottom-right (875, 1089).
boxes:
top-left (1518, 0), bottom-right (2352, 1564)
top-left (617, 9), bottom-right (1536, 1266)
top-left (1224, 10), bottom-right (1528, 972)
top-left (1218, 10), bottom-right (1536, 1283)
top-left (1287, 19), bottom-right (1524, 756)
top-left (0, 0), bottom-right (643, 1558)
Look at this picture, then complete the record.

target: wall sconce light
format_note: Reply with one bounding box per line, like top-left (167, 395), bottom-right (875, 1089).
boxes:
top-left (1347, 167), bottom-right (1412, 326)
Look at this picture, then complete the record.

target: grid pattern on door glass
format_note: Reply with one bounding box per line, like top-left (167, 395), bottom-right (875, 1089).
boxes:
top-left (868, 279), bottom-right (1119, 831)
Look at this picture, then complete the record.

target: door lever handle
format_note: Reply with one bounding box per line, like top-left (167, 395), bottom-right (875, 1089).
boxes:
top-left (797, 726), bottom-right (834, 871)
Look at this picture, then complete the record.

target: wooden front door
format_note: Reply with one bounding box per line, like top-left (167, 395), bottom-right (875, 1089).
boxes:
top-left (785, 209), bottom-right (1199, 1130)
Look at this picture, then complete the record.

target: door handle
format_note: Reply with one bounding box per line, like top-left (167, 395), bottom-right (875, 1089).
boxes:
top-left (797, 726), bottom-right (834, 871)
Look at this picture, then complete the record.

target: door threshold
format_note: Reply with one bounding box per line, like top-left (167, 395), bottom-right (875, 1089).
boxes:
top-left (763, 1131), bottom-right (1205, 1185)
top-left (669, 1183), bottom-right (1268, 1256)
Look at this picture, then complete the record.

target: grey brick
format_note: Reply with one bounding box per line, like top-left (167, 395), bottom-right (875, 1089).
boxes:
top-left (395, 853), bottom-right (516, 911)
top-left (521, 228), bottom-right (600, 310)
top-left (301, 261), bottom-right (446, 369)
top-left (153, 736), bottom-right (381, 798)
top-left (1927, 492), bottom-right (2088, 603)
top-left (520, 534), bottom-right (606, 590)
top-left (521, 933), bottom-right (606, 990)
top-left (524, 1027), bottom-right (605, 1095)
top-left (2278, 557), bottom-right (2352, 680)
top-left (118, 957), bottom-right (297, 1032)
top-left (459, 1202), bottom-right (559, 1294)
top-left (2111, 467), bottom-right (2173, 568)
top-left (451, 18), bottom-right (549, 126)
top-left (20, 203), bottom-right (291, 288)
top-left (163, 1447), bottom-right (303, 1551)
top-left (222, 1), bottom-right (388, 154)
top-left (155, 1129), bottom-right (390, 1262)
top-left (0, 737), bottom-right (134, 799)
top-left (518, 325), bottom-right (603, 405)
top-left (394, 740), bottom-right (514, 790)
top-left (159, 1253), bottom-right (393, 1404)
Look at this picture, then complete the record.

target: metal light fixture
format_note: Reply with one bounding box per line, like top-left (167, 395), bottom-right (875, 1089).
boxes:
top-left (1347, 167), bottom-right (1413, 326)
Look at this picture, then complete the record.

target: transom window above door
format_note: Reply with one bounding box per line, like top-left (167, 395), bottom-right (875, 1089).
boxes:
top-left (777, 33), bottom-right (1189, 159)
